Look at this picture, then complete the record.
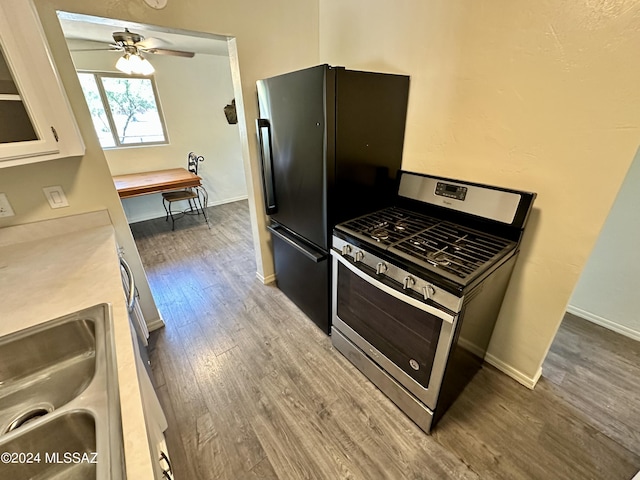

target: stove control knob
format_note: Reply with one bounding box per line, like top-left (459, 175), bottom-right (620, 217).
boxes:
top-left (341, 244), bottom-right (352, 256)
top-left (422, 284), bottom-right (436, 300)
top-left (403, 275), bottom-right (415, 290)
top-left (376, 262), bottom-right (388, 275)
top-left (354, 250), bottom-right (365, 262)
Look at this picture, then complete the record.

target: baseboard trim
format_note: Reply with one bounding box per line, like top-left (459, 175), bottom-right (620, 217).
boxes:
top-left (484, 352), bottom-right (541, 390)
top-left (566, 305), bottom-right (640, 342)
top-left (256, 271), bottom-right (276, 284)
top-left (125, 195), bottom-right (249, 224)
top-left (207, 195), bottom-right (248, 208)
top-left (146, 315), bottom-right (165, 332)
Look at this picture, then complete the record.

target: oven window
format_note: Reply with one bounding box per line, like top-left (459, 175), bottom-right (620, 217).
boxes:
top-left (336, 262), bottom-right (442, 387)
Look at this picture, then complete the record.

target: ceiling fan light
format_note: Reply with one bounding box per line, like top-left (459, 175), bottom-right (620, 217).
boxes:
top-left (138, 57), bottom-right (155, 75)
top-left (115, 54), bottom-right (132, 74)
top-left (128, 53), bottom-right (143, 73)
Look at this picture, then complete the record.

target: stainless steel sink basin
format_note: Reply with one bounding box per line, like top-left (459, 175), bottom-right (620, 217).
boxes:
top-left (0, 318), bottom-right (96, 434)
top-left (0, 305), bottom-right (124, 480)
top-left (0, 412), bottom-right (97, 480)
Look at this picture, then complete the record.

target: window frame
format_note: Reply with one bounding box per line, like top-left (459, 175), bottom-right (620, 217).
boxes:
top-left (78, 70), bottom-right (169, 149)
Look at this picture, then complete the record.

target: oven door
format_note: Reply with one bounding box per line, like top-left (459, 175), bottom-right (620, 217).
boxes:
top-left (331, 251), bottom-right (457, 410)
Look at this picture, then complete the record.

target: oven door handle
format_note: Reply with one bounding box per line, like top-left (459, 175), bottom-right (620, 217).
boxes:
top-left (332, 251), bottom-right (456, 325)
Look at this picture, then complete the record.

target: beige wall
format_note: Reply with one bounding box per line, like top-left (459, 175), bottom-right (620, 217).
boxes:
top-left (0, 0), bottom-right (319, 318)
top-left (320, 0), bottom-right (640, 385)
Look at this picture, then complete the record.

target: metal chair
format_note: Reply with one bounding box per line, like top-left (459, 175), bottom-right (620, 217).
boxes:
top-left (162, 152), bottom-right (210, 230)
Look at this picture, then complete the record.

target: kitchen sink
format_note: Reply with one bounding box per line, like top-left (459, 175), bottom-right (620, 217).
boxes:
top-left (0, 412), bottom-right (97, 480)
top-left (0, 305), bottom-right (124, 480)
top-left (0, 318), bottom-right (96, 434)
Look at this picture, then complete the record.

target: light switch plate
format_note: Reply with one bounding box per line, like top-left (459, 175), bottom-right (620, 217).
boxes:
top-left (43, 185), bottom-right (69, 208)
top-left (0, 192), bottom-right (15, 217)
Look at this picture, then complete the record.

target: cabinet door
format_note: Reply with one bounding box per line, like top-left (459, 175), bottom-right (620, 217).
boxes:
top-left (0, 47), bottom-right (38, 144)
top-left (0, 0), bottom-right (84, 167)
top-left (136, 344), bottom-right (173, 480)
top-left (156, 436), bottom-right (174, 480)
top-left (129, 318), bottom-right (172, 479)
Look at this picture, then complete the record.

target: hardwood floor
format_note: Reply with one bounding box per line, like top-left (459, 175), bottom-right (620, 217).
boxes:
top-left (130, 201), bottom-right (640, 480)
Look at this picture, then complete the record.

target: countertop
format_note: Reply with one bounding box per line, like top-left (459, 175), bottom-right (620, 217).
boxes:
top-left (0, 211), bottom-right (156, 479)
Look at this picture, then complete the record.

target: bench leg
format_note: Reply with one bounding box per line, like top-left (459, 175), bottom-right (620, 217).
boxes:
top-left (167, 201), bottom-right (177, 231)
top-left (195, 195), bottom-right (210, 229)
top-left (163, 198), bottom-right (170, 222)
top-left (196, 187), bottom-right (210, 228)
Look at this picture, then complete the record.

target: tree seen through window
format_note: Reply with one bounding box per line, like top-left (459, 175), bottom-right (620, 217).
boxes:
top-left (78, 72), bottom-right (168, 148)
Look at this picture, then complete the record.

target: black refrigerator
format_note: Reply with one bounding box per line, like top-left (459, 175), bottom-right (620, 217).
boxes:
top-left (256, 64), bottom-right (409, 333)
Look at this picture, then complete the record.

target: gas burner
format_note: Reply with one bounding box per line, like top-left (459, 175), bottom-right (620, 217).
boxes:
top-left (394, 221), bottom-right (408, 232)
top-left (409, 239), bottom-right (431, 252)
top-left (452, 234), bottom-right (468, 251)
top-left (426, 248), bottom-right (451, 267)
top-left (371, 221), bottom-right (388, 230)
top-left (371, 228), bottom-right (390, 241)
top-left (453, 243), bottom-right (467, 252)
top-left (427, 253), bottom-right (451, 267)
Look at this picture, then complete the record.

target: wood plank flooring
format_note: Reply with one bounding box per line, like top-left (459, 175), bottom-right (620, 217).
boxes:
top-left (130, 201), bottom-right (640, 480)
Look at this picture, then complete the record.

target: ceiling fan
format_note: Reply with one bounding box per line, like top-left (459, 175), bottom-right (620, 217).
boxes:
top-left (71, 28), bottom-right (195, 75)
top-left (107, 29), bottom-right (195, 58)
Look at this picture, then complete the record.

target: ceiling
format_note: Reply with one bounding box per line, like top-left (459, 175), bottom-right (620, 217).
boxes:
top-left (58, 11), bottom-right (230, 57)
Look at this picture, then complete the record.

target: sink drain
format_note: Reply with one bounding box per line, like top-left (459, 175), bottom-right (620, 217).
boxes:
top-left (5, 407), bottom-right (51, 434)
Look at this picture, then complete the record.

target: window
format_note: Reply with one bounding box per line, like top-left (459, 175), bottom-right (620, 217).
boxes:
top-left (78, 72), bottom-right (168, 148)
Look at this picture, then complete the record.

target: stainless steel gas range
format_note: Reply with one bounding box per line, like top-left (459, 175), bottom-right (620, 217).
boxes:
top-left (331, 171), bottom-right (536, 432)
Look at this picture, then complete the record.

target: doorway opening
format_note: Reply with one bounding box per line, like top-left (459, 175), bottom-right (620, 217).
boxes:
top-left (57, 11), bottom-right (250, 226)
top-left (542, 146), bottom-right (640, 454)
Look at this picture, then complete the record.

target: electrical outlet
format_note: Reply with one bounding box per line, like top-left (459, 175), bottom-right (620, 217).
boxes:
top-left (0, 193), bottom-right (15, 217)
top-left (43, 185), bottom-right (69, 209)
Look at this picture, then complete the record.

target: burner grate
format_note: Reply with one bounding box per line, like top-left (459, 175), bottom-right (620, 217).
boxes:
top-left (336, 207), bottom-right (515, 282)
top-left (392, 222), bottom-right (513, 279)
top-left (338, 207), bottom-right (438, 245)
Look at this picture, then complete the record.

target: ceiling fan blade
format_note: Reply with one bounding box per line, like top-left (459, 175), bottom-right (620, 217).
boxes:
top-left (137, 37), bottom-right (166, 49)
top-left (142, 48), bottom-right (195, 58)
top-left (69, 47), bottom-right (122, 52)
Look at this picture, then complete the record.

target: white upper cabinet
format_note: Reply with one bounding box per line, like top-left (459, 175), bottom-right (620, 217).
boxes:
top-left (0, 0), bottom-right (84, 168)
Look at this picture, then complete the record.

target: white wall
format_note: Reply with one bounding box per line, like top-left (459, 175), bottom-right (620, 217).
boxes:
top-left (70, 46), bottom-right (247, 223)
top-left (569, 148), bottom-right (640, 341)
top-left (319, 0), bottom-right (640, 387)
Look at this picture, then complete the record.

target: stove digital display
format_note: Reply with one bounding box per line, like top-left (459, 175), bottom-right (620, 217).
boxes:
top-left (435, 182), bottom-right (467, 201)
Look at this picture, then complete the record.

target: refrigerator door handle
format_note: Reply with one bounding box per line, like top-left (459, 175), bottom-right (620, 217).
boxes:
top-left (256, 118), bottom-right (278, 214)
top-left (267, 224), bottom-right (327, 263)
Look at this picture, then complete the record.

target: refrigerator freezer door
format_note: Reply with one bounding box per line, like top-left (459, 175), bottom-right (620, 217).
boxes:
top-left (269, 223), bottom-right (330, 333)
top-left (267, 224), bottom-right (326, 262)
top-left (257, 65), bottom-right (330, 250)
